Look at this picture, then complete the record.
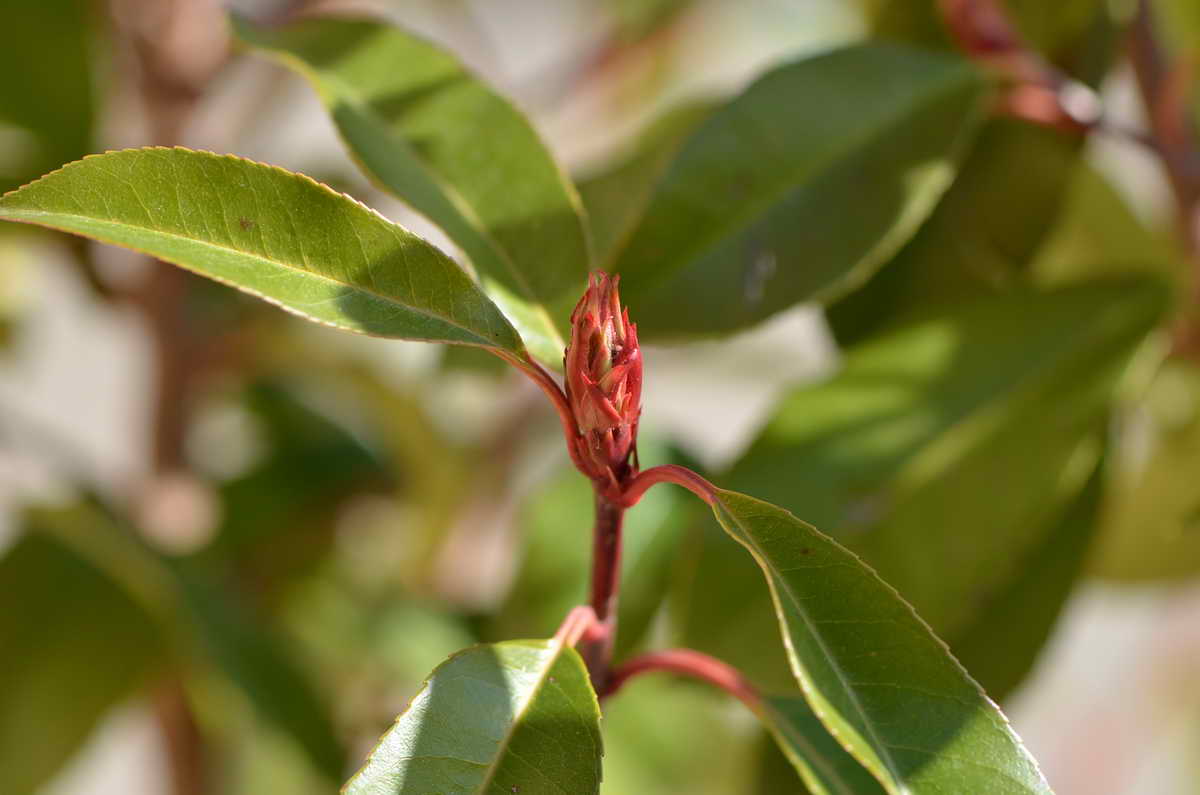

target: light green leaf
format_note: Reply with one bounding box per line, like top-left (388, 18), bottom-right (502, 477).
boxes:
top-left (233, 15), bottom-right (590, 365)
top-left (709, 489), bottom-right (1050, 794)
top-left (610, 44), bottom-right (988, 338)
top-left (0, 147), bottom-right (524, 354)
top-left (344, 640), bottom-right (603, 795)
top-left (0, 531), bottom-right (166, 795)
top-left (1093, 360), bottom-right (1200, 582)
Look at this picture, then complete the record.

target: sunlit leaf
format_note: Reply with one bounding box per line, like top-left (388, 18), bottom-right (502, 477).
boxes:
top-left (344, 640), bottom-right (602, 795)
top-left (0, 148), bottom-right (524, 354)
top-left (709, 490), bottom-right (1050, 794)
top-left (677, 280), bottom-right (1167, 689)
top-left (233, 15), bottom-right (589, 365)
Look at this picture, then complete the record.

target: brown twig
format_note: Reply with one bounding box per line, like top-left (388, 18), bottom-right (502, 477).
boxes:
top-left (620, 463), bottom-right (717, 507)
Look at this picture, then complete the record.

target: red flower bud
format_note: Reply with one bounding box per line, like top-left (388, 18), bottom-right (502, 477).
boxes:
top-left (564, 272), bottom-right (642, 485)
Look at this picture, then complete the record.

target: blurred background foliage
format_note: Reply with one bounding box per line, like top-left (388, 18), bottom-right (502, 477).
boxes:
top-left (1, 0), bottom-right (1200, 793)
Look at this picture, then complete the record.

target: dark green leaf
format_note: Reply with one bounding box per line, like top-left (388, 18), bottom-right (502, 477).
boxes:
top-left (233, 15), bottom-right (589, 364)
top-left (26, 501), bottom-right (346, 780)
top-left (0, 0), bottom-right (95, 193)
top-left (344, 640), bottom-right (602, 795)
top-left (578, 101), bottom-right (716, 265)
top-left (709, 489), bottom-right (1050, 794)
top-left (949, 456), bottom-right (1105, 700)
top-left (0, 148), bottom-right (524, 353)
top-left (0, 531), bottom-right (166, 795)
top-left (611, 44), bottom-right (988, 338)
top-left (828, 118), bottom-right (1080, 346)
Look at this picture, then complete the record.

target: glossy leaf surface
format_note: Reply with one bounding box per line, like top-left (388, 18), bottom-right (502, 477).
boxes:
top-left (234, 15), bottom-right (589, 364)
top-left (344, 640), bottom-right (602, 795)
top-left (0, 148), bottom-right (523, 353)
top-left (610, 44), bottom-right (987, 338)
top-left (709, 490), bottom-right (1050, 794)
top-left (676, 280), bottom-right (1167, 692)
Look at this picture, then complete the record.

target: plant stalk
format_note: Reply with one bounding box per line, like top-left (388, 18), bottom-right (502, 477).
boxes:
top-left (581, 493), bottom-right (625, 689)
top-left (601, 649), bottom-right (762, 711)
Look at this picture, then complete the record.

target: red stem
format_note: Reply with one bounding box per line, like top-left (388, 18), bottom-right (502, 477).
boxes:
top-left (620, 464), bottom-right (717, 507)
top-left (495, 351), bottom-right (591, 474)
top-left (601, 649), bottom-right (762, 710)
top-left (580, 494), bottom-right (625, 689)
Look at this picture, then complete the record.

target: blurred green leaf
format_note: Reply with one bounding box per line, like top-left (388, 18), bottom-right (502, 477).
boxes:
top-left (601, 676), bottom-right (758, 794)
top-left (0, 0), bottom-right (95, 194)
top-left (344, 640), bottom-right (602, 795)
top-left (0, 531), bottom-right (166, 795)
top-left (757, 695), bottom-right (884, 795)
top-left (27, 501), bottom-right (346, 781)
top-left (611, 44), bottom-right (988, 339)
top-left (862, 0), bottom-right (1114, 82)
top-left (708, 489), bottom-right (1050, 794)
top-left (1031, 159), bottom-right (1183, 288)
top-left (234, 14), bottom-right (590, 365)
top-left (194, 379), bottom-right (391, 586)
top-left (605, 0), bottom-right (694, 43)
top-left (490, 440), bottom-right (690, 657)
top-left (177, 574), bottom-right (345, 780)
top-left (1093, 360), bottom-right (1200, 581)
top-left (0, 148), bottom-right (524, 354)
top-left (579, 101), bottom-right (716, 265)
top-left (678, 280), bottom-right (1167, 689)
top-left (828, 118), bottom-right (1080, 346)
top-left (949, 455), bottom-right (1105, 701)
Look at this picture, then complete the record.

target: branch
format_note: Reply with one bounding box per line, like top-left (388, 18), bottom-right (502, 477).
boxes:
top-left (601, 649), bottom-right (761, 710)
top-left (619, 464), bottom-right (717, 507)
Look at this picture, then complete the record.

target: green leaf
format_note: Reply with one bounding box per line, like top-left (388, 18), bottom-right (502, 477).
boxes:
top-left (0, 147), bottom-right (524, 354)
top-left (709, 489), bottom-right (1050, 794)
top-left (828, 118), bottom-right (1080, 346)
top-left (949, 456), bottom-right (1104, 701)
top-left (233, 15), bottom-right (590, 365)
top-left (26, 500), bottom-right (346, 781)
top-left (0, 0), bottom-right (95, 194)
top-left (675, 280), bottom-right (1167, 691)
top-left (757, 695), bottom-right (885, 795)
top-left (344, 640), bottom-right (603, 795)
top-left (731, 279), bottom-right (1166, 635)
top-left (0, 531), bottom-right (166, 795)
top-left (578, 101), bottom-right (716, 265)
top-left (610, 44), bottom-right (988, 338)
top-left (1093, 360), bottom-right (1200, 582)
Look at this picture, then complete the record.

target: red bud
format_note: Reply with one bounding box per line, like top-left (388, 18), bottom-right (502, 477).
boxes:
top-left (564, 272), bottom-right (642, 485)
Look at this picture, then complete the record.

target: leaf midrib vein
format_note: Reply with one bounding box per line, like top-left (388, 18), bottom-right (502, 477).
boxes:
top-left (2, 206), bottom-right (502, 346)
